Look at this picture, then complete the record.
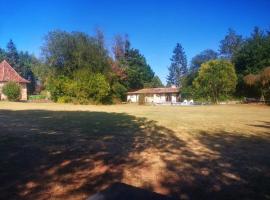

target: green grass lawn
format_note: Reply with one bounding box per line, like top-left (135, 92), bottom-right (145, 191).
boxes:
top-left (0, 102), bottom-right (270, 200)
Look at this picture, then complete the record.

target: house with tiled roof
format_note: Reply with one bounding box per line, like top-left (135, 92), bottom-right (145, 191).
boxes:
top-left (127, 85), bottom-right (180, 104)
top-left (0, 60), bottom-right (30, 100)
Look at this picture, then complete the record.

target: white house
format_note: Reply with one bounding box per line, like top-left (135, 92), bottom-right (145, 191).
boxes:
top-left (0, 60), bottom-right (29, 100)
top-left (127, 86), bottom-right (180, 104)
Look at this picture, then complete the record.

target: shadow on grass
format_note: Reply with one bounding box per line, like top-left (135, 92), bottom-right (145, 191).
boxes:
top-left (0, 110), bottom-right (269, 200)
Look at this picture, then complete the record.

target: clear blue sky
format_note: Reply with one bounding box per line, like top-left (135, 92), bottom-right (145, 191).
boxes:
top-left (0, 0), bottom-right (269, 83)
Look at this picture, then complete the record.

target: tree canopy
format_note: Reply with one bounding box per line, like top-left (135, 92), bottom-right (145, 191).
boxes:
top-left (193, 60), bottom-right (237, 103)
top-left (190, 49), bottom-right (218, 72)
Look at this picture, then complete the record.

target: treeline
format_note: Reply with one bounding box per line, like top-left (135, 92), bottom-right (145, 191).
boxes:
top-left (167, 27), bottom-right (270, 102)
top-left (0, 30), bottom-right (163, 104)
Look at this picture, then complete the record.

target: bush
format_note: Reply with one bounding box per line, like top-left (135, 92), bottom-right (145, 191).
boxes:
top-left (47, 69), bottom-right (111, 104)
top-left (73, 69), bottom-right (110, 104)
top-left (57, 96), bottom-right (73, 103)
top-left (2, 81), bottom-right (21, 101)
top-left (112, 82), bottom-right (127, 101)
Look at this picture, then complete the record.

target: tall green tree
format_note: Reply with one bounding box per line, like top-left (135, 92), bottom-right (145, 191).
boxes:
top-left (6, 40), bottom-right (21, 74)
top-left (0, 47), bottom-right (5, 61)
top-left (42, 31), bottom-right (110, 76)
top-left (124, 48), bottom-right (154, 89)
top-left (144, 76), bottom-right (163, 88)
top-left (233, 27), bottom-right (270, 97)
top-left (219, 28), bottom-right (243, 60)
top-left (193, 60), bottom-right (237, 103)
top-left (167, 43), bottom-right (187, 86)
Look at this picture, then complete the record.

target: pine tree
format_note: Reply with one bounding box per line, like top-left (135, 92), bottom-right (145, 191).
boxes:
top-left (6, 40), bottom-right (21, 74)
top-left (167, 43), bottom-right (187, 86)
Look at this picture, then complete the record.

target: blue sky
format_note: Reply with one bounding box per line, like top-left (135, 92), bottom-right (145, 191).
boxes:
top-left (0, 0), bottom-right (269, 83)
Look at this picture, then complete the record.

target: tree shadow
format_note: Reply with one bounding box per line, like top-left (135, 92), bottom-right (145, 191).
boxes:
top-left (0, 110), bottom-right (270, 200)
top-left (0, 109), bottom-right (188, 200)
top-left (157, 124), bottom-right (270, 200)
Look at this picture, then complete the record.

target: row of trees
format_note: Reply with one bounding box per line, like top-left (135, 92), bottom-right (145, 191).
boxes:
top-left (167, 27), bottom-right (270, 103)
top-left (1, 30), bottom-right (163, 104)
top-left (11, 30), bottom-right (162, 104)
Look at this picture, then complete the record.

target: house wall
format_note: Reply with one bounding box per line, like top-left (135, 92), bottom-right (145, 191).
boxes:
top-left (127, 93), bottom-right (179, 103)
top-left (172, 94), bottom-right (177, 103)
top-left (127, 94), bottom-right (138, 103)
top-left (21, 83), bottom-right (27, 100)
top-left (0, 82), bottom-right (28, 101)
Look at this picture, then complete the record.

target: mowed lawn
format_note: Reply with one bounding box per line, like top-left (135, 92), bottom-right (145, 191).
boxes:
top-left (0, 102), bottom-right (270, 200)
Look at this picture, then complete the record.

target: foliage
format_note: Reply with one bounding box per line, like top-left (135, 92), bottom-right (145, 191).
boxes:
top-left (167, 43), bottom-right (187, 86)
top-left (233, 27), bottom-right (270, 97)
top-left (243, 66), bottom-right (270, 101)
top-left (6, 40), bottom-right (21, 74)
top-left (180, 72), bottom-right (198, 100)
top-left (219, 28), bottom-right (243, 60)
top-left (73, 69), bottom-right (110, 104)
top-left (190, 49), bottom-right (218, 72)
top-left (2, 81), bottom-right (21, 101)
top-left (144, 76), bottom-right (163, 88)
top-left (193, 60), bottom-right (237, 103)
top-left (42, 31), bottom-right (110, 75)
top-left (47, 69), bottom-right (110, 104)
top-left (124, 48), bottom-right (155, 89)
top-left (0, 48), bottom-right (5, 61)
top-left (112, 82), bottom-right (127, 101)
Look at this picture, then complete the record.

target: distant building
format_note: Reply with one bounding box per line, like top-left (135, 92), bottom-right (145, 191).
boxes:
top-left (0, 60), bottom-right (30, 100)
top-left (127, 86), bottom-right (180, 104)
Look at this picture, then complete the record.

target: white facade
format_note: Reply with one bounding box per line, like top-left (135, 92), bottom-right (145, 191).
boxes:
top-left (127, 93), bottom-right (178, 103)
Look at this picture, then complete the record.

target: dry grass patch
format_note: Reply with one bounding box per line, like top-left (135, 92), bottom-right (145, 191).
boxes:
top-left (0, 102), bottom-right (269, 199)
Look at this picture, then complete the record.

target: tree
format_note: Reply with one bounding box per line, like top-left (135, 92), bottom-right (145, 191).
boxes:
top-left (125, 48), bottom-right (154, 89)
top-left (233, 27), bottom-right (270, 97)
top-left (219, 28), bottom-right (243, 60)
top-left (243, 66), bottom-right (270, 101)
top-left (0, 47), bottom-right (5, 61)
top-left (6, 40), bottom-right (21, 74)
top-left (167, 43), bottom-right (187, 86)
top-left (112, 34), bottom-right (129, 61)
top-left (144, 76), bottom-right (163, 88)
top-left (193, 60), bottom-right (237, 103)
top-left (42, 31), bottom-right (110, 75)
top-left (190, 49), bottom-right (218, 72)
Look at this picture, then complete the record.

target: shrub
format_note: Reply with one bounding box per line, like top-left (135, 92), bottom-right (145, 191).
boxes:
top-left (47, 69), bottom-right (111, 104)
top-left (73, 68), bottom-right (110, 104)
top-left (112, 82), bottom-right (127, 101)
top-left (57, 96), bottom-right (73, 103)
top-left (2, 81), bottom-right (21, 101)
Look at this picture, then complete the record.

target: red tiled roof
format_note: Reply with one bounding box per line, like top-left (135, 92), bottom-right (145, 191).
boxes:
top-left (127, 87), bottom-right (179, 94)
top-left (0, 60), bottom-right (30, 83)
